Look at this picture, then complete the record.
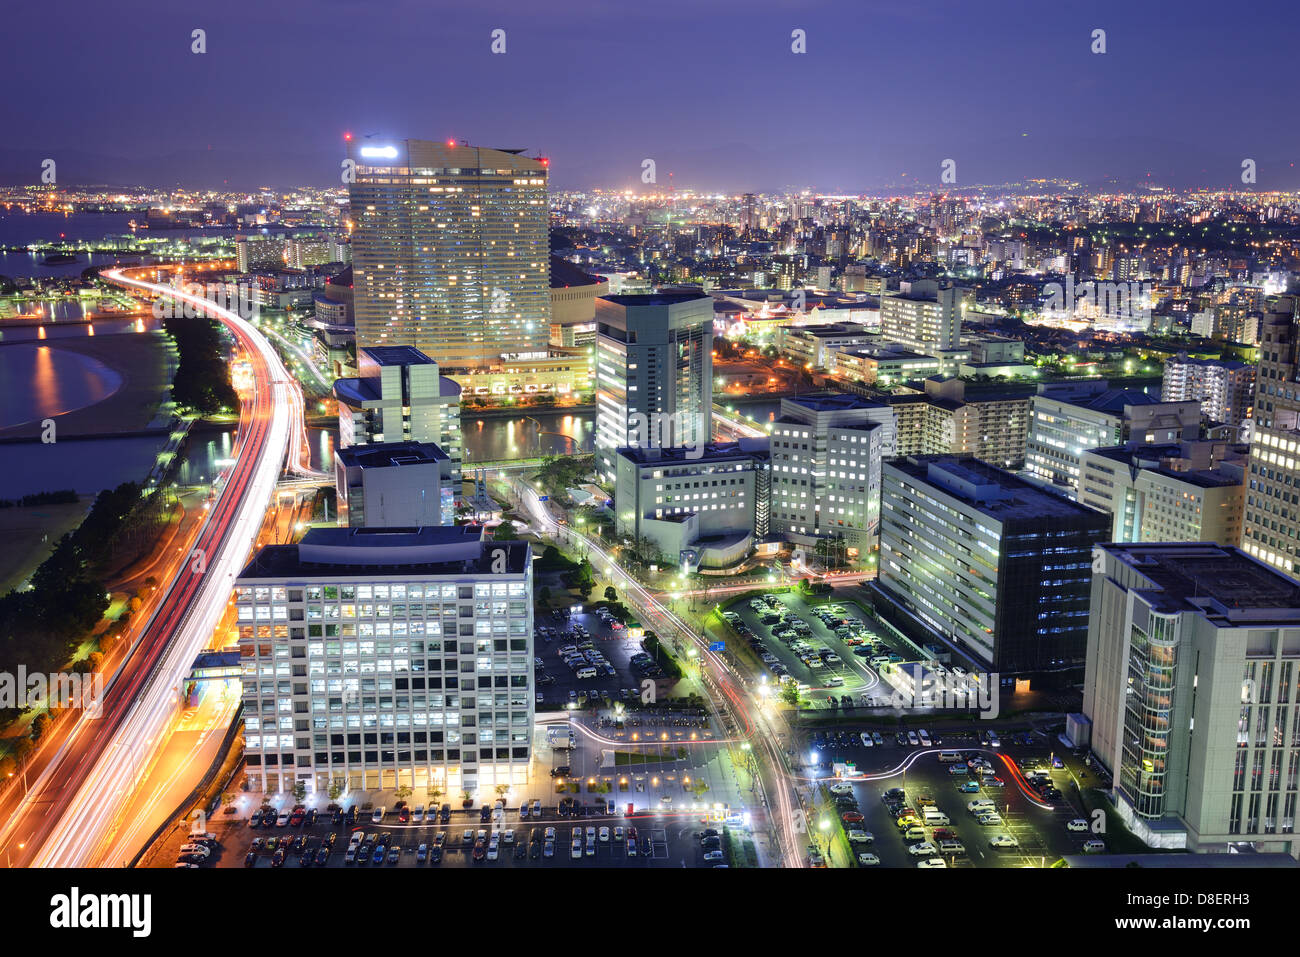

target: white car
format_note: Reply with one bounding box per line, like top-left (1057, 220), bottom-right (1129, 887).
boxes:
top-left (857, 853), bottom-right (881, 866)
top-left (828, 783), bottom-right (854, 795)
top-left (989, 833), bottom-right (1019, 849)
top-left (372, 806), bottom-right (386, 824)
top-left (977, 813), bottom-right (1004, 827)
top-left (599, 826), bottom-right (610, 842)
top-left (502, 829), bottom-right (515, 844)
top-left (570, 837), bottom-right (583, 859)
top-left (412, 806), bottom-right (425, 823)
top-left (1066, 818), bottom-right (1089, 832)
top-left (918, 730), bottom-right (932, 747)
top-left (908, 841), bottom-right (938, 857)
top-left (917, 857), bottom-right (947, 868)
top-left (907, 731), bottom-right (920, 746)
top-left (846, 829), bottom-right (873, 844)
top-left (178, 844), bottom-right (210, 857)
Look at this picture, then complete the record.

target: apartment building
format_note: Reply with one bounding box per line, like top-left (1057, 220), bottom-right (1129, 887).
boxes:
top-left (1162, 354), bottom-right (1255, 429)
top-left (889, 378), bottom-right (1031, 469)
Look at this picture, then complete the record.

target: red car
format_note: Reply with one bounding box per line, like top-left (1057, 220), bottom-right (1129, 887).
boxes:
top-left (932, 827), bottom-right (955, 841)
top-left (288, 809), bottom-right (306, 827)
top-left (398, 807), bottom-right (410, 823)
top-left (841, 811), bottom-right (864, 824)
top-left (472, 839), bottom-right (487, 862)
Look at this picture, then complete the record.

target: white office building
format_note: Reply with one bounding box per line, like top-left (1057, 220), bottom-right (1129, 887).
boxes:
top-left (769, 393), bottom-right (895, 559)
top-left (235, 526), bottom-right (533, 798)
top-left (879, 279), bottom-right (961, 353)
top-left (1084, 543), bottom-right (1300, 856)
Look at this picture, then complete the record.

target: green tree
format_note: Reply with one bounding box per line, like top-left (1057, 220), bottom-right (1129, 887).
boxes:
top-left (293, 781), bottom-right (307, 803)
top-left (604, 586), bottom-right (617, 602)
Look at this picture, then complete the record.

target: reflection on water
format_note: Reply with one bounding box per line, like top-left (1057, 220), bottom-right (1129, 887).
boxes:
top-left (0, 343), bottom-right (123, 429)
top-left (172, 413), bottom-right (593, 487)
top-left (462, 412), bottom-right (593, 463)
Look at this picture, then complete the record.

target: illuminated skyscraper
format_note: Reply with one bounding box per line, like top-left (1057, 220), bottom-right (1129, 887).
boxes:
top-left (347, 139), bottom-right (551, 371)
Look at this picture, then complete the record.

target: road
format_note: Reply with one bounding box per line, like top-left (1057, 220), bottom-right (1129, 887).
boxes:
top-left (0, 266), bottom-right (294, 868)
top-left (509, 474), bottom-right (806, 867)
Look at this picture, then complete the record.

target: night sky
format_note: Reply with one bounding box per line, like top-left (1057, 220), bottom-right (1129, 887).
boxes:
top-left (3, 0), bottom-right (1298, 192)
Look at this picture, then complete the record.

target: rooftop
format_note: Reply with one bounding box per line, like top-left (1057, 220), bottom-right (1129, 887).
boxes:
top-left (889, 455), bottom-right (1107, 522)
top-left (237, 526), bottom-right (530, 579)
top-left (361, 345), bottom-right (436, 366)
top-left (600, 292), bottom-right (710, 308)
top-left (335, 441), bottom-right (448, 469)
top-left (782, 391), bottom-right (890, 413)
top-left (1101, 543), bottom-right (1300, 620)
top-left (616, 438), bottom-right (769, 466)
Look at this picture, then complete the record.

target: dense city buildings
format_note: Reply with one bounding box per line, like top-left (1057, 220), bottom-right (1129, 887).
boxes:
top-left (1078, 441), bottom-right (1245, 545)
top-left (594, 293), bottom-right (713, 480)
top-left (1084, 543), bottom-right (1300, 856)
top-left (334, 441), bottom-right (456, 528)
top-left (333, 346), bottom-right (463, 476)
top-left (613, 439), bottom-right (770, 568)
top-left (1162, 354), bottom-right (1256, 430)
top-left (347, 139), bottom-right (550, 371)
top-left (235, 526), bottom-right (533, 796)
top-left (1025, 381), bottom-right (1201, 497)
top-left (769, 393), bottom-right (895, 559)
top-left (874, 455), bottom-right (1110, 688)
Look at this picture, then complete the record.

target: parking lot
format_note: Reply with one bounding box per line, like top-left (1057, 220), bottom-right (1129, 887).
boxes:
top-left (534, 606), bottom-right (674, 712)
top-left (722, 591), bottom-right (906, 705)
top-left (803, 728), bottom-right (1107, 868)
top-left (184, 801), bottom-right (737, 869)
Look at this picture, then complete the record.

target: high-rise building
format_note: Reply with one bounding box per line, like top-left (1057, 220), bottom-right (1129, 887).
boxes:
top-left (1025, 381), bottom-right (1201, 497)
top-left (879, 279), bottom-right (961, 353)
top-left (334, 441), bottom-right (456, 528)
top-left (1162, 354), bottom-right (1256, 430)
top-left (1084, 542), bottom-right (1300, 855)
top-left (234, 525), bottom-right (533, 797)
top-left (594, 293), bottom-right (713, 480)
top-left (347, 139), bottom-right (550, 370)
top-left (769, 393), bottom-right (895, 559)
top-left (1078, 441), bottom-right (1245, 545)
top-left (1241, 296), bottom-right (1300, 577)
top-left (333, 346), bottom-right (462, 477)
top-left (874, 455), bottom-right (1109, 688)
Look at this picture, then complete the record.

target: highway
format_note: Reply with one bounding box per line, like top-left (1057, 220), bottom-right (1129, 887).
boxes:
top-left (509, 474), bottom-right (807, 867)
top-left (0, 266), bottom-right (293, 867)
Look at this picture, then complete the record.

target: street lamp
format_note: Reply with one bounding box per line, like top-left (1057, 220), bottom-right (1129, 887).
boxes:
top-left (5, 842), bottom-right (25, 868)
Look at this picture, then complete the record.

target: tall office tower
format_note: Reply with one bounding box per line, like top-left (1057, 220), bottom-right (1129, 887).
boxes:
top-left (347, 139), bottom-right (550, 371)
top-left (1084, 543), bottom-right (1300, 856)
top-left (333, 346), bottom-right (462, 478)
top-left (873, 455), bottom-right (1109, 689)
top-left (1024, 381), bottom-right (1200, 498)
top-left (1162, 354), bottom-right (1256, 430)
top-left (741, 193), bottom-right (757, 231)
top-left (879, 279), bottom-right (961, 353)
top-left (594, 293), bottom-right (713, 480)
top-left (769, 393), bottom-right (896, 560)
top-left (235, 526), bottom-right (533, 797)
top-left (1241, 296), bottom-right (1300, 577)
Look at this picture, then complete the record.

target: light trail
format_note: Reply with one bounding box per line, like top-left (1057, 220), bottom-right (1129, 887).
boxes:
top-left (18, 266), bottom-right (294, 867)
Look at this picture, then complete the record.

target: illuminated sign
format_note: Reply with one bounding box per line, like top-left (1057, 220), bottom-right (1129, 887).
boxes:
top-left (359, 146), bottom-right (399, 159)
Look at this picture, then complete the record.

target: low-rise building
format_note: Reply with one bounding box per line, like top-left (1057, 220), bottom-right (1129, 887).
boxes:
top-left (334, 441), bottom-right (456, 528)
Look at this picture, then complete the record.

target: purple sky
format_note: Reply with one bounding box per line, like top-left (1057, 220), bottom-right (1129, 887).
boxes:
top-left (3, 0), bottom-right (1298, 192)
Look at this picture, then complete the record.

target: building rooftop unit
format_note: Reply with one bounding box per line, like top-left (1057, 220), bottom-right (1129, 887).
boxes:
top-left (780, 391), bottom-right (889, 414)
top-left (600, 292), bottom-right (708, 307)
top-left (1099, 542), bottom-right (1300, 621)
top-left (335, 441), bottom-right (449, 470)
top-left (615, 438), bottom-right (769, 466)
top-left (361, 345), bottom-right (436, 366)
top-left (238, 525), bottom-right (529, 578)
top-left (1086, 444), bottom-right (1242, 489)
top-left (890, 455), bottom-right (1100, 522)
